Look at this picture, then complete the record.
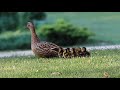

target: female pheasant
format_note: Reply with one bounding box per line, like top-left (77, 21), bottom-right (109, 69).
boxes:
top-left (27, 22), bottom-right (60, 58)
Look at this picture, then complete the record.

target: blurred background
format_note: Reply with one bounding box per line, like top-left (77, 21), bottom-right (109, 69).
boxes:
top-left (0, 12), bottom-right (120, 51)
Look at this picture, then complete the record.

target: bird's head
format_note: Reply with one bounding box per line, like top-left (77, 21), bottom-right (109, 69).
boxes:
top-left (81, 47), bottom-right (86, 52)
top-left (27, 22), bottom-right (35, 30)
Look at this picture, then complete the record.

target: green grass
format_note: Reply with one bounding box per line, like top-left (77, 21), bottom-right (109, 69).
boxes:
top-left (46, 12), bottom-right (120, 45)
top-left (0, 49), bottom-right (120, 78)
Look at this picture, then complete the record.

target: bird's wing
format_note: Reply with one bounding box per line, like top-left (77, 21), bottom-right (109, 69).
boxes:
top-left (37, 41), bottom-right (60, 49)
top-left (33, 42), bottom-right (60, 54)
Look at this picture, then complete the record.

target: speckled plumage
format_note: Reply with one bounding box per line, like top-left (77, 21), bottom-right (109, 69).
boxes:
top-left (27, 22), bottom-right (60, 58)
top-left (58, 47), bottom-right (64, 58)
top-left (63, 48), bottom-right (72, 58)
top-left (70, 47), bottom-right (82, 57)
top-left (70, 48), bottom-right (77, 57)
top-left (81, 47), bottom-right (90, 57)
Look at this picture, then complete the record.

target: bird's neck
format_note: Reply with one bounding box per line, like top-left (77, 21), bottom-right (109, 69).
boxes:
top-left (30, 28), bottom-right (40, 44)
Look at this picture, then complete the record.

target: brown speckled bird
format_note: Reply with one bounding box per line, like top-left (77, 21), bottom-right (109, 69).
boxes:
top-left (81, 47), bottom-right (90, 57)
top-left (27, 22), bottom-right (60, 58)
top-left (75, 47), bottom-right (82, 57)
top-left (63, 48), bottom-right (71, 58)
top-left (70, 48), bottom-right (77, 57)
top-left (58, 47), bottom-right (64, 58)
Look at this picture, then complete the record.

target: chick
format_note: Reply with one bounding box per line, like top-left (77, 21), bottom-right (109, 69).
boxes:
top-left (58, 47), bottom-right (64, 58)
top-left (81, 47), bottom-right (90, 57)
top-left (63, 48), bottom-right (72, 58)
top-left (51, 47), bottom-right (64, 58)
top-left (75, 47), bottom-right (82, 57)
top-left (70, 48), bottom-right (77, 57)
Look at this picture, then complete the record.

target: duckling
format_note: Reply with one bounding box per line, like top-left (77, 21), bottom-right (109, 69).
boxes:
top-left (70, 48), bottom-right (77, 57)
top-left (81, 47), bottom-right (90, 57)
top-left (58, 47), bottom-right (64, 58)
top-left (51, 47), bottom-right (64, 58)
top-left (63, 48), bottom-right (72, 58)
top-left (75, 47), bottom-right (82, 57)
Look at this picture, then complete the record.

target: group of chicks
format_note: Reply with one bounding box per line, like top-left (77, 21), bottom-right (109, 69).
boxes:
top-left (56, 47), bottom-right (90, 58)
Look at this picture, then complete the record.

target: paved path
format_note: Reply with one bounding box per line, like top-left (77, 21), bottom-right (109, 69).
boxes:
top-left (0, 45), bottom-right (120, 58)
top-left (87, 45), bottom-right (120, 50)
top-left (0, 50), bottom-right (33, 58)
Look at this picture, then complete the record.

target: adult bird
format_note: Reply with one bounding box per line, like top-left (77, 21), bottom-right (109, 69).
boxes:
top-left (27, 22), bottom-right (60, 58)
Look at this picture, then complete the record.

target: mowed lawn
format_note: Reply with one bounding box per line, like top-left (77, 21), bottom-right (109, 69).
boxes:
top-left (0, 49), bottom-right (120, 78)
top-left (46, 12), bottom-right (120, 45)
